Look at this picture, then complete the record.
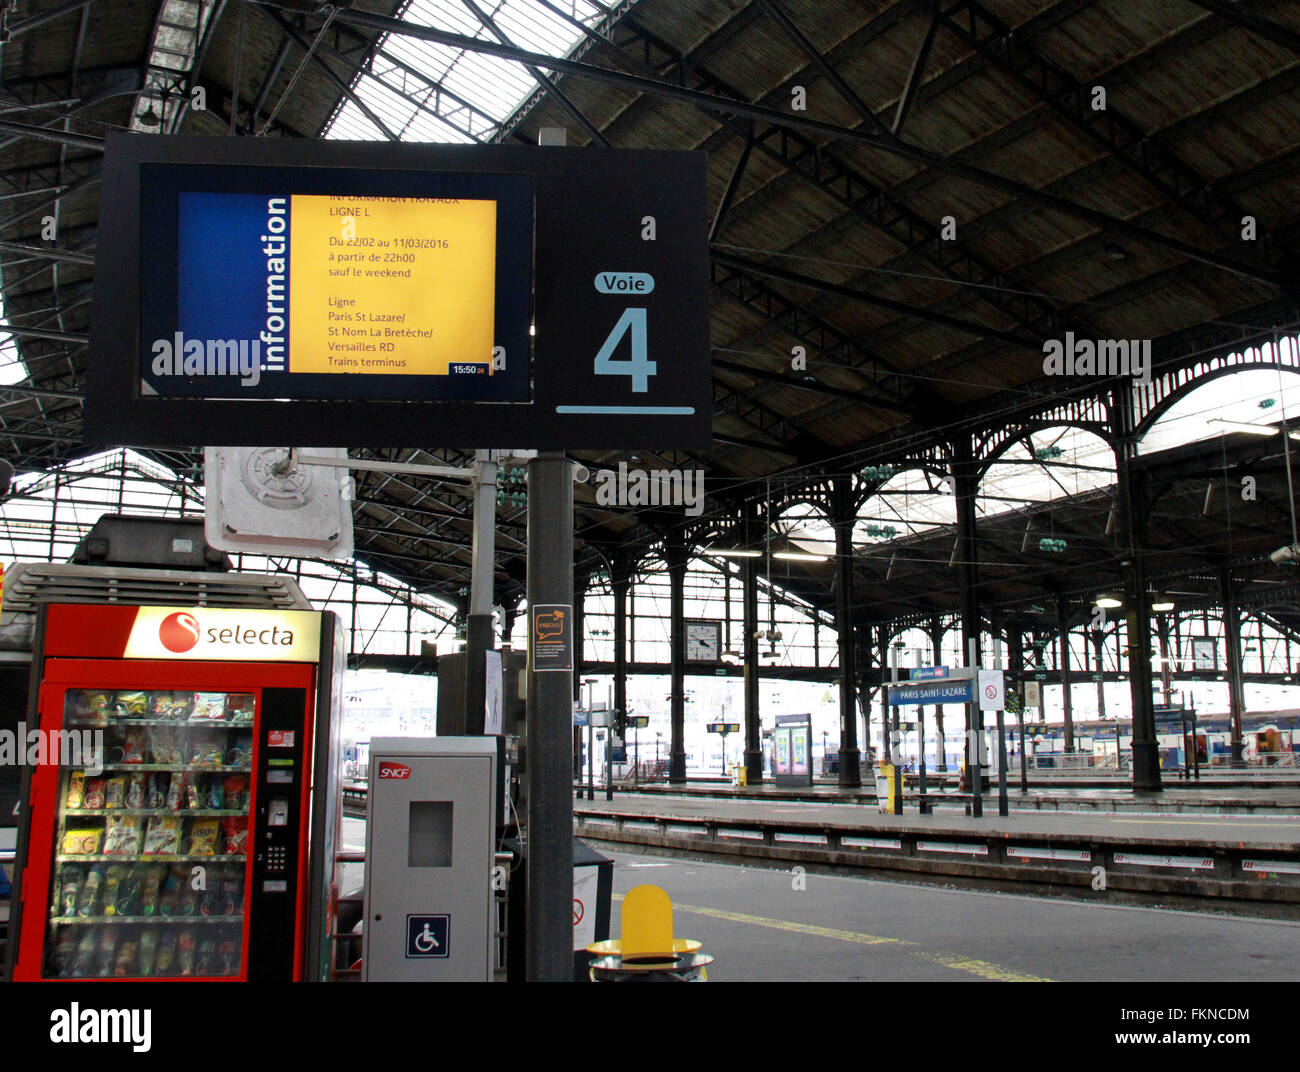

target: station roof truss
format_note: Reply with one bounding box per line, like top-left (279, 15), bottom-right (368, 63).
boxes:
top-left (3, 0), bottom-right (1300, 631)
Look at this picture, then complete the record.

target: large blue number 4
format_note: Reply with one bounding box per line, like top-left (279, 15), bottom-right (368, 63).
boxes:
top-left (593, 307), bottom-right (654, 393)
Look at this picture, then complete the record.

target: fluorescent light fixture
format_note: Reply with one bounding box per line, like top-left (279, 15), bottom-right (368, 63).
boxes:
top-left (1151, 598), bottom-right (1175, 612)
top-left (773, 551), bottom-right (827, 562)
top-left (1095, 593), bottom-right (1122, 609)
top-left (1207, 418), bottom-right (1276, 436)
top-left (707, 548), bottom-right (762, 558)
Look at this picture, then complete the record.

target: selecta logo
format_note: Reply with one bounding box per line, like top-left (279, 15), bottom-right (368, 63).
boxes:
top-left (377, 761), bottom-right (412, 780)
top-left (158, 611), bottom-right (201, 653)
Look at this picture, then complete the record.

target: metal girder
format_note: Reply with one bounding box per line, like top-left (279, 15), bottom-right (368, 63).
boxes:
top-left (1187, 0), bottom-right (1300, 53)
top-left (7, 0), bottom-right (97, 38)
top-left (256, 5), bottom-right (402, 141)
top-left (714, 249), bottom-right (1038, 349)
top-left (459, 0), bottom-right (609, 146)
top-left (319, 4), bottom-right (1286, 289)
top-left (892, 0), bottom-right (940, 135)
top-left (0, 119), bottom-right (104, 151)
top-left (710, 259), bottom-right (920, 417)
top-left (936, 0), bottom-right (1268, 246)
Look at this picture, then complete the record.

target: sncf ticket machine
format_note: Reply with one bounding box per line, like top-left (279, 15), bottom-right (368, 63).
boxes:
top-left (362, 738), bottom-right (497, 981)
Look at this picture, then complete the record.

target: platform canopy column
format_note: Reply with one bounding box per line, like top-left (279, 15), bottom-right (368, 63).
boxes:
top-left (1112, 387), bottom-right (1160, 791)
top-left (1220, 568), bottom-right (1246, 766)
top-left (1055, 595), bottom-right (1075, 753)
top-left (743, 548), bottom-right (763, 784)
top-left (833, 473), bottom-right (861, 787)
top-left (667, 530), bottom-right (688, 784)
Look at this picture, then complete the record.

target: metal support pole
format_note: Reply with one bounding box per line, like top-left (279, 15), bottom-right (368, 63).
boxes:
top-left (1056, 596), bottom-right (1075, 753)
top-left (954, 437), bottom-right (983, 816)
top-left (996, 707), bottom-right (1008, 817)
top-left (834, 475), bottom-right (862, 786)
top-left (968, 638), bottom-right (983, 817)
top-left (525, 450), bottom-right (574, 982)
top-left (1113, 388), bottom-right (1160, 790)
top-left (890, 642), bottom-right (902, 815)
top-left (1221, 568), bottom-right (1247, 766)
top-left (667, 534), bottom-right (687, 783)
top-left (743, 555), bottom-right (763, 783)
top-left (917, 702), bottom-right (929, 815)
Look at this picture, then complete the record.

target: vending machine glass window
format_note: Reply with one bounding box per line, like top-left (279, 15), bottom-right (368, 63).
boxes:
top-left (44, 688), bottom-right (256, 979)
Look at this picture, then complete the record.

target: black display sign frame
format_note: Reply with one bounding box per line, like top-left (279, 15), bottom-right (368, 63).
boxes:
top-left (84, 134), bottom-right (711, 450)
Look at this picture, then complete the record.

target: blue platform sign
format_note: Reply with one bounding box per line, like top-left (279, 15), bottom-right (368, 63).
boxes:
top-left (889, 681), bottom-right (974, 706)
top-left (406, 914), bottom-right (449, 959)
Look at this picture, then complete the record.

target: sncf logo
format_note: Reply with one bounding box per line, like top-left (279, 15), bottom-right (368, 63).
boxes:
top-left (377, 761), bottom-right (412, 780)
top-left (158, 611), bottom-right (201, 653)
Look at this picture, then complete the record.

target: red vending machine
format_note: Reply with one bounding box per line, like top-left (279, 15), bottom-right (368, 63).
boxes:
top-left (9, 602), bottom-right (341, 982)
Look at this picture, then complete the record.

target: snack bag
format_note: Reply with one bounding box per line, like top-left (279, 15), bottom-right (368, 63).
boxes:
top-left (151, 727), bottom-right (182, 765)
top-left (115, 691), bottom-right (148, 718)
top-left (223, 774), bottom-right (248, 811)
top-left (61, 827), bottom-right (102, 855)
top-left (113, 940), bottom-right (137, 977)
top-left (142, 816), bottom-right (182, 856)
top-left (121, 729), bottom-right (146, 763)
top-left (77, 865), bottom-right (104, 916)
top-left (188, 819), bottom-right (220, 856)
top-left (158, 870), bottom-right (181, 916)
top-left (72, 931), bottom-right (97, 976)
top-left (195, 938), bottom-right (215, 976)
top-left (53, 930), bottom-right (77, 977)
top-left (104, 776), bottom-right (125, 809)
top-left (149, 692), bottom-right (172, 720)
top-left (183, 774), bottom-right (202, 810)
top-left (139, 865), bottom-right (164, 915)
top-left (221, 817), bottom-right (248, 856)
top-left (139, 930), bottom-right (158, 977)
top-left (166, 775), bottom-right (182, 811)
top-left (65, 770), bottom-right (86, 810)
top-left (83, 777), bottom-right (105, 809)
top-left (190, 693), bottom-right (227, 722)
top-left (125, 773), bottom-right (145, 810)
top-left (96, 930), bottom-right (117, 977)
top-left (58, 867), bottom-right (83, 917)
top-left (226, 694), bottom-right (255, 724)
top-left (101, 864), bottom-right (126, 915)
top-left (115, 866), bottom-right (145, 916)
top-left (168, 692), bottom-right (194, 720)
top-left (155, 932), bottom-right (177, 975)
top-left (178, 931), bottom-right (196, 976)
top-left (221, 873), bottom-right (243, 916)
top-left (227, 733), bottom-right (253, 768)
top-left (189, 732), bottom-right (223, 767)
top-left (147, 773), bottom-right (167, 810)
top-left (104, 815), bottom-right (142, 856)
top-left (205, 776), bottom-right (224, 810)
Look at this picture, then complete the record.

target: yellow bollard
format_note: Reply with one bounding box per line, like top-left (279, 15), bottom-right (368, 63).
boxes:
top-left (586, 884), bottom-right (713, 981)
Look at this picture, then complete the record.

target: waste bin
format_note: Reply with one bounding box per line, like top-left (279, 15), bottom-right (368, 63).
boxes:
top-left (736, 765), bottom-right (748, 787)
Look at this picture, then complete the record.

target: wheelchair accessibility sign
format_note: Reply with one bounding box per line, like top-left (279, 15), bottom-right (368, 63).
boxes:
top-left (406, 914), bottom-right (450, 958)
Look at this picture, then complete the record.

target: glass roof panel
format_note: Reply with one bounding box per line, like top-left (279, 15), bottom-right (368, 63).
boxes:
top-left (324, 0), bottom-right (609, 144)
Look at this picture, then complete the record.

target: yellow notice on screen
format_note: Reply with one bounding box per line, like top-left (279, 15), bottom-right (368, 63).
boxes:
top-left (288, 195), bottom-right (497, 375)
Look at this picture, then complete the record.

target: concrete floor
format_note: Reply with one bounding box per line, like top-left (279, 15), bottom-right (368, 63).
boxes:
top-left (600, 847), bottom-right (1300, 982)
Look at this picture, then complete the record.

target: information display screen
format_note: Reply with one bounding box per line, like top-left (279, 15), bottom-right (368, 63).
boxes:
top-left (87, 137), bottom-right (710, 449)
top-left (139, 165), bottom-right (532, 402)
